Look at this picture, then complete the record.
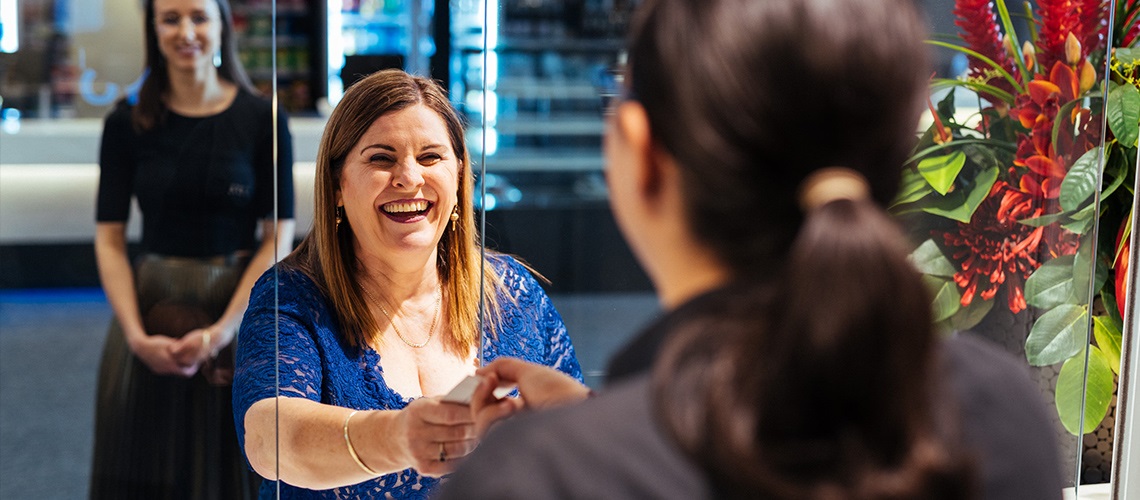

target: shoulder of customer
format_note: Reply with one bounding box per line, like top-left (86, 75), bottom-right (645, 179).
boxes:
top-left (439, 375), bottom-right (711, 499)
top-left (937, 333), bottom-right (1065, 500)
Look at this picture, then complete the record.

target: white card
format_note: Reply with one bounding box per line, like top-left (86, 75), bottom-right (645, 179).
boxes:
top-left (441, 375), bottom-right (481, 405)
top-left (440, 375), bottom-right (516, 405)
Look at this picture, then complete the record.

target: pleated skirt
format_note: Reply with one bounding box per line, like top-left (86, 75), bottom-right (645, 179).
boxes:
top-left (89, 255), bottom-right (260, 500)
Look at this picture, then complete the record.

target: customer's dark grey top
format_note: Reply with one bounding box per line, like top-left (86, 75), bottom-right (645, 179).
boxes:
top-left (438, 285), bottom-right (1063, 500)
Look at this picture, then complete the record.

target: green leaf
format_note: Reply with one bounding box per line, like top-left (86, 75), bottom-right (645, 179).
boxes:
top-left (1068, 203), bottom-right (1096, 220)
top-left (1025, 304), bottom-right (1089, 366)
top-left (1059, 148), bottom-right (1102, 213)
top-left (1062, 216), bottom-right (1095, 235)
top-left (909, 239), bottom-right (957, 277)
top-left (1072, 237), bottom-right (1093, 304)
top-left (993, 0), bottom-right (1031, 84)
top-left (890, 201), bottom-right (930, 217)
top-left (922, 166), bottom-right (999, 223)
top-left (962, 144), bottom-right (1004, 171)
top-left (905, 138), bottom-right (1017, 165)
top-left (1095, 254), bottom-right (1108, 298)
top-left (936, 89), bottom-right (956, 120)
top-left (1072, 241), bottom-right (1108, 308)
top-left (1025, 255), bottom-right (1078, 309)
top-left (1100, 151), bottom-right (1129, 201)
top-left (924, 40), bottom-right (1023, 96)
top-left (892, 168), bottom-right (935, 206)
top-left (917, 152), bottom-right (967, 196)
top-left (940, 295), bottom-right (995, 333)
top-left (1108, 84), bottom-right (1140, 148)
top-left (1117, 47), bottom-right (1140, 65)
top-left (922, 275), bottom-right (962, 323)
top-left (929, 78), bottom-right (1016, 106)
top-left (1019, 212), bottom-right (1069, 227)
top-left (1092, 315), bottom-right (1124, 375)
top-left (1104, 289), bottom-right (1124, 324)
top-left (1055, 346), bottom-right (1115, 435)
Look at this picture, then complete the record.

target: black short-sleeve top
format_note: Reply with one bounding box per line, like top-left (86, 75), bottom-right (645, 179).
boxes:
top-left (96, 89), bottom-right (295, 258)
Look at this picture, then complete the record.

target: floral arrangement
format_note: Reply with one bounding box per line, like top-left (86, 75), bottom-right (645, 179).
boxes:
top-left (893, 0), bottom-right (1139, 435)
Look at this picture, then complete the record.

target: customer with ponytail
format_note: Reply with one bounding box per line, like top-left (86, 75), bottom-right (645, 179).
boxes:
top-left (436, 0), bottom-right (1063, 498)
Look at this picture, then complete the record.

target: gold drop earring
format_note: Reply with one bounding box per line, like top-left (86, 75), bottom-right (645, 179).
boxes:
top-left (336, 206), bottom-right (344, 230)
top-left (450, 206), bottom-right (459, 231)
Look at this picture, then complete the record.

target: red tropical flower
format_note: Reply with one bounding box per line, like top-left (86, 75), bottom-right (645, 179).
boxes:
top-left (1124, 20), bottom-right (1140, 47)
top-left (1010, 61), bottom-right (1098, 200)
top-left (941, 0), bottom-right (1102, 315)
top-left (941, 181), bottom-right (1079, 314)
top-left (943, 182), bottom-right (1044, 314)
top-left (1036, 0), bottom-right (1083, 71)
top-left (1075, 0), bottom-right (1109, 57)
top-left (954, 0), bottom-right (1018, 98)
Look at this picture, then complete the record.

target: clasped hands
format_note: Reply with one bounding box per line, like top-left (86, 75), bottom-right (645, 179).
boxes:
top-left (129, 327), bottom-right (219, 379)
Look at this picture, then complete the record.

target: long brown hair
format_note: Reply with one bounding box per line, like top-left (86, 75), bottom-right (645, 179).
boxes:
top-left (632, 0), bottom-right (975, 497)
top-left (132, 0), bottom-right (254, 131)
top-left (285, 69), bottom-right (502, 357)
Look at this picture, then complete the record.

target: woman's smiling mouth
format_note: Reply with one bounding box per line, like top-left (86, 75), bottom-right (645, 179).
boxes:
top-left (380, 200), bottom-right (433, 223)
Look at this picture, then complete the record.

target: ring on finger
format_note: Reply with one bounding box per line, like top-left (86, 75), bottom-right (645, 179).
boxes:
top-left (439, 442), bottom-right (447, 463)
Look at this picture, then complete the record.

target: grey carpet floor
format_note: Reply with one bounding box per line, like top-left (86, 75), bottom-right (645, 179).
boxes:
top-left (1, 290), bottom-right (107, 500)
top-left (0, 289), bottom-right (656, 499)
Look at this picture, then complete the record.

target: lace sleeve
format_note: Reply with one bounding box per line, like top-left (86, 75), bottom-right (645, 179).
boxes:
top-left (536, 281), bottom-right (583, 381)
top-left (232, 267), bottom-right (325, 451)
top-left (489, 255), bottom-right (583, 382)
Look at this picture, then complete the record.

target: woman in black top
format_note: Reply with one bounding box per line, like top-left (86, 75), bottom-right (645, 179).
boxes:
top-left (438, 0), bottom-right (1064, 498)
top-left (90, 0), bottom-right (293, 497)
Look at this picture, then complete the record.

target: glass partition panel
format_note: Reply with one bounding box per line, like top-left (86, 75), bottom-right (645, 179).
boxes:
top-left (903, 0), bottom-right (1127, 492)
top-left (1110, 126), bottom-right (1139, 497)
top-left (471, 0), bottom-right (645, 389)
top-left (252, 0), bottom-right (1136, 497)
top-left (0, 0), bottom-right (284, 497)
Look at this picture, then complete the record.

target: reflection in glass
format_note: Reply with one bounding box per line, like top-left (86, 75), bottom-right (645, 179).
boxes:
top-left (0, 0), bottom-right (291, 497)
top-left (899, 0), bottom-right (1129, 489)
top-left (466, 1), bottom-right (649, 391)
top-left (86, 0), bottom-right (294, 497)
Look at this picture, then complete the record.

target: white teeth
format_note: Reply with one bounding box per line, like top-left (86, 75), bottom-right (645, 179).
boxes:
top-left (382, 201), bottom-right (429, 214)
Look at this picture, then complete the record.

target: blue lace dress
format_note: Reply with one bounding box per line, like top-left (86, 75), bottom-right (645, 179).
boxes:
top-left (233, 254), bottom-right (583, 499)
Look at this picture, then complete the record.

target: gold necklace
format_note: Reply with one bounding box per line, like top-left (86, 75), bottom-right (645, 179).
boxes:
top-left (361, 285), bottom-right (441, 348)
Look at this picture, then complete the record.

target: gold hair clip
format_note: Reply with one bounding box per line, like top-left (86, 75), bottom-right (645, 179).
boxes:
top-left (797, 167), bottom-right (871, 212)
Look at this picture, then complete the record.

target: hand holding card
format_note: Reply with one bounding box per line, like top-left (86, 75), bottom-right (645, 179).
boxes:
top-left (441, 375), bottom-right (515, 405)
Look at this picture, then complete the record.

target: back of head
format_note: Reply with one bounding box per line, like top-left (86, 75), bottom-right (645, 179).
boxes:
top-left (627, 0), bottom-right (928, 275)
top-left (636, 0), bottom-right (976, 497)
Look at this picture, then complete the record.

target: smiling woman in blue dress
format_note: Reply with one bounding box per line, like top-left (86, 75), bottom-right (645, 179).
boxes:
top-left (232, 69), bottom-right (582, 499)
top-left (90, 0), bottom-right (294, 497)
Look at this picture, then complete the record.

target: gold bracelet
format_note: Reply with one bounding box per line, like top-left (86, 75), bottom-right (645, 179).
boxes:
top-left (344, 410), bottom-right (381, 476)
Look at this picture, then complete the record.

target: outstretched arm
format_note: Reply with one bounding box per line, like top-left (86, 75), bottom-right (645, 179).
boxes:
top-left (242, 395), bottom-right (475, 488)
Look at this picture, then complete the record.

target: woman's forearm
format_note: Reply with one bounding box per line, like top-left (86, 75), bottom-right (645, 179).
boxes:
top-left (209, 219), bottom-right (295, 350)
top-left (94, 223), bottom-right (147, 345)
top-left (244, 397), bottom-right (412, 489)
